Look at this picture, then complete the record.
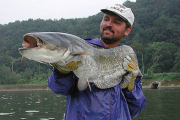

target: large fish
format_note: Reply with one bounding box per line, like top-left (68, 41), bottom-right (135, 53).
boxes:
top-left (18, 32), bottom-right (140, 91)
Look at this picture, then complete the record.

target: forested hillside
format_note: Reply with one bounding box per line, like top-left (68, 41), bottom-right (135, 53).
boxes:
top-left (0, 0), bottom-right (179, 84)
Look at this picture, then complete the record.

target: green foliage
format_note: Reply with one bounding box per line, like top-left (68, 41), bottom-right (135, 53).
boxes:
top-left (144, 42), bottom-right (177, 73)
top-left (160, 79), bottom-right (180, 86)
top-left (172, 48), bottom-right (180, 72)
top-left (0, 0), bottom-right (180, 84)
top-left (0, 64), bottom-right (20, 84)
top-left (143, 68), bottom-right (154, 80)
top-left (142, 73), bottom-right (180, 84)
top-left (150, 72), bottom-right (180, 81)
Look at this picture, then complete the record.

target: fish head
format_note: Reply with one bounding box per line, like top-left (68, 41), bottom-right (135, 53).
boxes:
top-left (18, 34), bottom-right (70, 64)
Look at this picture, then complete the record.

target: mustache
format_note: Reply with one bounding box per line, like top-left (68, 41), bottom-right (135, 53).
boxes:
top-left (103, 26), bottom-right (114, 33)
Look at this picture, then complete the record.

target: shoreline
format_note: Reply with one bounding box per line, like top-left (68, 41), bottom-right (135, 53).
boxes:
top-left (0, 84), bottom-right (51, 92)
top-left (0, 84), bottom-right (180, 92)
top-left (142, 85), bottom-right (180, 89)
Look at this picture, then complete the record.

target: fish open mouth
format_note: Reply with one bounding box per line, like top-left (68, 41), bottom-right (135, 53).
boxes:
top-left (22, 35), bottom-right (41, 48)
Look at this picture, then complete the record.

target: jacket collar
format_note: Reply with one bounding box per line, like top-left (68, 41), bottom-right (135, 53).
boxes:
top-left (84, 38), bottom-right (107, 48)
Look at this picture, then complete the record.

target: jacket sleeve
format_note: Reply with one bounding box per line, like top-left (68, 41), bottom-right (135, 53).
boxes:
top-left (48, 68), bottom-right (78, 95)
top-left (122, 76), bottom-right (146, 118)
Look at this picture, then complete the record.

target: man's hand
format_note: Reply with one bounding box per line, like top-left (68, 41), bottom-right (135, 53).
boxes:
top-left (51, 55), bottom-right (80, 74)
top-left (122, 55), bottom-right (139, 91)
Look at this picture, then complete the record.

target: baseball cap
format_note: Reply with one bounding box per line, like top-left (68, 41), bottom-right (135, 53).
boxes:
top-left (101, 4), bottom-right (135, 26)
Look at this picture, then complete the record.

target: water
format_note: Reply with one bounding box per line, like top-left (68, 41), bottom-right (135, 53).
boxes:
top-left (0, 91), bottom-right (66, 120)
top-left (134, 88), bottom-right (180, 120)
top-left (0, 88), bottom-right (180, 120)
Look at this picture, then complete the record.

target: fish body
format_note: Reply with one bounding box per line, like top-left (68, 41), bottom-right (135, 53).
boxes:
top-left (19, 32), bottom-right (140, 90)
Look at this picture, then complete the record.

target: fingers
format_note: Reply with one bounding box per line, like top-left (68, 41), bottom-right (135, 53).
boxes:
top-left (65, 55), bottom-right (80, 64)
top-left (127, 76), bottom-right (136, 91)
top-left (50, 63), bottom-right (71, 74)
top-left (122, 73), bottom-right (136, 91)
top-left (63, 61), bottom-right (79, 70)
top-left (123, 55), bottom-right (137, 71)
top-left (122, 73), bottom-right (132, 89)
top-left (122, 83), bottom-right (128, 89)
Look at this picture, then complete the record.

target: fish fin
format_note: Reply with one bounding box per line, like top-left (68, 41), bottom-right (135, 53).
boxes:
top-left (87, 79), bottom-right (91, 91)
top-left (71, 51), bottom-right (86, 55)
top-left (71, 49), bottom-right (94, 56)
top-left (77, 78), bottom-right (88, 91)
top-left (84, 49), bottom-right (94, 56)
top-left (40, 61), bottom-right (48, 64)
top-left (56, 60), bottom-right (66, 66)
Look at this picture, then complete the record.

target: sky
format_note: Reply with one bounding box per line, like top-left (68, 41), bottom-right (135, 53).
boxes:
top-left (0, 0), bottom-right (136, 25)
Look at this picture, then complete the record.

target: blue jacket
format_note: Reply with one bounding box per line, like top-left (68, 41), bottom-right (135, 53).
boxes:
top-left (48, 38), bottom-right (146, 120)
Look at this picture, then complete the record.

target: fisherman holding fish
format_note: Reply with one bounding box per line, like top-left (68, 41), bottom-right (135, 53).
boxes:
top-left (48, 4), bottom-right (146, 120)
top-left (20, 4), bottom-right (146, 120)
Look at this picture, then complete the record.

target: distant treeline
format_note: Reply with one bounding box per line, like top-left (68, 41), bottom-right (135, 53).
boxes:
top-left (0, 0), bottom-right (179, 84)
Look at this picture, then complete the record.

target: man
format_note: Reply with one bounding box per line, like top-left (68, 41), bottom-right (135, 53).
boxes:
top-left (48, 4), bottom-right (146, 120)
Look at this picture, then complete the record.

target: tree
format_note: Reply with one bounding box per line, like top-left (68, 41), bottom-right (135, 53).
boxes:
top-left (145, 42), bottom-right (177, 73)
top-left (0, 0), bottom-right (180, 84)
top-left (172, 48), bottom-right (180, 72)
top-left (0, 64), bottom-right (20, 84)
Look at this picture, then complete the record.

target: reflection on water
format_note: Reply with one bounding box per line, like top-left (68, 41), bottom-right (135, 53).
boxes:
top-left (0, 88), bottom-right (180, 120)
top-left (0, 90), bottom-right (66, 120)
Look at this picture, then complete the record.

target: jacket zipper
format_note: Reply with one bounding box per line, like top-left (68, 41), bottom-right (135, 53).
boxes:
top-left (109, 89), bottom-right (112, 120)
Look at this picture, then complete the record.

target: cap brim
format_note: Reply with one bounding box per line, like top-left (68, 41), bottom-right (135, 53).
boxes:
top-left (101, 9), bottom-right (128, 22)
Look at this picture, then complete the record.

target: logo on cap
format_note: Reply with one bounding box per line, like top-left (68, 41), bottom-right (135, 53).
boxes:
top-left (110, 6), bottom-right (124, 12)
top-left (110, 4), bottom-right (126, 13)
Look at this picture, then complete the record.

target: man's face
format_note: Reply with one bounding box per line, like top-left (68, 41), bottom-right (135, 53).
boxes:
top-left (100, 12), bottom-right (131, 46)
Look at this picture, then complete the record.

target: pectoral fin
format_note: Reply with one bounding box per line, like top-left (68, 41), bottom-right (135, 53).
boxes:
top-left (78, 78), bottom-right (91, 91)
top-left (71, 49), bottom-right (94, 56)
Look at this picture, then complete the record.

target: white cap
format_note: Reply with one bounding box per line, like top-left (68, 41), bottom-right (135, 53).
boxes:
top-left (101, 4), bottom-right (135, 26)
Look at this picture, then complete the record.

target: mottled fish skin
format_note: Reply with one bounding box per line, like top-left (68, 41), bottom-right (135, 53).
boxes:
top-left (19, 32), bottom-right (140, 90)
top-left (73, 45), bottom-right (138, 89)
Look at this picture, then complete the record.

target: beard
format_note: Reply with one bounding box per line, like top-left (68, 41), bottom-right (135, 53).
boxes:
top-left (100, 26), bottom-right (120, 45)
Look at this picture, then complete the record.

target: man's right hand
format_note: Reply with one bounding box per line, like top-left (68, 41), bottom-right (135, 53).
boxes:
top-left (51, 61), bottom-right (79, 74)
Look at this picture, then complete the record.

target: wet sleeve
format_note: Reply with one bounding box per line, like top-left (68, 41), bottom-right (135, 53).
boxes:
top-left (123, 76), bottom-right (146, 118)
top-left (48, 68), bottom-right (78, 95)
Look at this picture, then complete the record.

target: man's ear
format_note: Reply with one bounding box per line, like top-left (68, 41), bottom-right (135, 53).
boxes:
top-left (124, 27), bottom-right (131, 36)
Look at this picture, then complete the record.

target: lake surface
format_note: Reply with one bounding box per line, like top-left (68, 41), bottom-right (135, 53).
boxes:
top-left (0, 90), bottom-right (66, 120)
top-left (134, 88), bottom-right (180, 120)
top-left (0, 88), bottom-right (180, 120)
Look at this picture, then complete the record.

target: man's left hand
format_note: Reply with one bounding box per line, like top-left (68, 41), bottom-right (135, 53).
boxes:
top-left (122, 55), bottom-right (139, 91)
